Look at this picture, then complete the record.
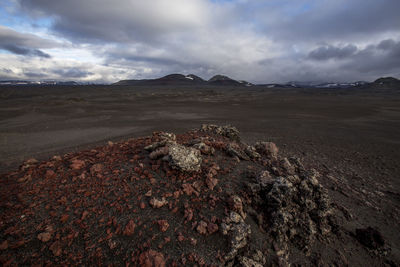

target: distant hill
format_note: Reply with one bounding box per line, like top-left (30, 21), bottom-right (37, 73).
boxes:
top-left (373, 77), bottom-right (400, 86)
top-left (113, 74), bottom-right (252, 87)
top-left (0, 80), bottom-right (81, 86)
top-left (113, 74), bottom-right (206, 86)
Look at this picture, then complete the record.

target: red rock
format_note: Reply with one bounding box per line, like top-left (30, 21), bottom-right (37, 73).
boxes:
top-left (49, 241), bottom-right (62, 256)
top-left (190, 237), bottom-right (197, 246)
top-left (157, 220), bottom-right (169, 232)
top-left (182, 183), bottom-right (195, 196)
top-left (206, 176), bottom-right (218, 190)
top-left (37, 232), bottom-right (51, 242)
top-left (207, 223), bottom-right (219, 234)
top-left (177, 233), bottom-right (185, 242)
top-left (60, 214), bottom-right (69, 223)
top-left (184, 208), bottom-right (194, 222)
top-left (139, 250), bottom-right (166, 267)
top-left (70, 159), bottom-right (85, 170)
top-left (149, 198), bottom-right (167, 208)
top-left (196, 221), bottom-right (208, 235)
top-left (0, 240), bottom-right (8, 250)
top-left (123, 220), bottom-right (136, 236)
top-left (173, 191), bottom-right (180, 199)
top-left (81, 211), bottom-right (89, 220)
top-left (140, 202), bottom-right (146, 209)
top-left (90, 163), bottom-right (103, 174)
top-left (45, 170), bottom-right (56, 179)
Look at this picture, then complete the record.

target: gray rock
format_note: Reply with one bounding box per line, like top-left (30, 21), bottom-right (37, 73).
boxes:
top-left (226, 143), bottom-right (250, 161)
top-left (200, 124), bottom-right (241, 141)
top-left (255, 141), bottom-right (279, 159)
top-left (167, 144), bottom-right (202, 172)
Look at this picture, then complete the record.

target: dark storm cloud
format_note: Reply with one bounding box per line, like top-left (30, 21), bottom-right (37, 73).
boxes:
top-left (8, 0), bottom-right (400, 82)
top-left (23, 71), bottom-right (47, 78)
top-left (348, 39), bottom-right (400, 73)
top-left (253, 0), bottom-right (400, 42)
top-left (308, 45), bottom-right (357, 60)
top-left (2, 44), bottom-right (51, 58)
top-left (16, 0), bottom-right (208, 43)
top-left (0, 25), bottom-right (56, 58)
top-left (52, 68), bottom-right (93, 78)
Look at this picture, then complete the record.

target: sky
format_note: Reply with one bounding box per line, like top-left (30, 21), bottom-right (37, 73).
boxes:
top-left (0, 0), bottom-right (399, 84)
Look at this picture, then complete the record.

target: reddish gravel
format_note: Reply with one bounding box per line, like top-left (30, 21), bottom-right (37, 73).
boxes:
top-left (0, 126), bottom-right (397, 266)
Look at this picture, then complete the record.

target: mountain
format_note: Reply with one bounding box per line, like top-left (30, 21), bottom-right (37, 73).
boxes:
top-left (208, 75), bottom-right (242, 86)
top-left (0, 80), bottom-right (82, 86)
top-left (373, 77), bottom-right (400, 86)
top-left (113, 74), bottom-right (206, 86)
top-left (114, 74), bottom-right (254, 87)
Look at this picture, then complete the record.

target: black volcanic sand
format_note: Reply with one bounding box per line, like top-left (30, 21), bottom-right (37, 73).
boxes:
top-left (0, 84), bottom-right (400, 265)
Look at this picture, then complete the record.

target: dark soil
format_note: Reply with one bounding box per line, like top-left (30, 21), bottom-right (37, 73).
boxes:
top-left (0, 84), bottom-right (399, 266)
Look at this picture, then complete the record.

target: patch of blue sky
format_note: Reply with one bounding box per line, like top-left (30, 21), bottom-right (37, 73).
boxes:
top-left (0, 1), bottom-right (53, 30)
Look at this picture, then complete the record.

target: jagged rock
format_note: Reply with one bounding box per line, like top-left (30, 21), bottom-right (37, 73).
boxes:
top-left (229, 195), bottom-right (246, 219)
top-left (197, 221), bottom-right (208, 235)
top-left (193, 142), bottom-right (215, 155)
top-left (200, 124), bottom-right (240, 141)
top-left (244, 146), bottom-right (261, 160)
top-left (239, 251), bottom-right (266, 267)
top-left (139, 249), bottom-right (166, 267)
top-left (144, 132), bottom-right (176, 152)
top-left (264, 171), bottom-right (333, 254)
top-left (167, 144), bottom-right (202, 172)
top-left (149, 197), bottom-right (168, 208)
top-left (226, 143), bottom-right (250, 161)
top-left (257, 170), bottom-right (274, 188)
top-left (149, 146), bottom-right (169, 160)
top-left (221, 211), bottom-right (251, 261)
top-left (206, 164), bottom-right (220, 190)
top-left (255, 142), bottom-right (279, 159)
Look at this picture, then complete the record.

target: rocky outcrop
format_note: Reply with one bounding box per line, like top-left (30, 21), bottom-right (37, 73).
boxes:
top-left (145, 132), bottom-right (202, 172)
top-left (200, 124), bottom-right (241, 141)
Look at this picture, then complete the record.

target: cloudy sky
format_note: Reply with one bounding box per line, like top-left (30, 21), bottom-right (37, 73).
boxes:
top-left (0, 0), bottom-right (399, 83)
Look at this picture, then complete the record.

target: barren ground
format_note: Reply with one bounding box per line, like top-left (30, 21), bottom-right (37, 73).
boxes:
top-left (0, 85), bottom-right (399, 265)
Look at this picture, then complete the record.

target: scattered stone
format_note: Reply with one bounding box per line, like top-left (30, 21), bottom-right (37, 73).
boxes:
top-left (157, 220), bottom-right (169, 232)
top-left (70, 159), bottom-right (85, 170)
top-left (206, 164), bottom-right (220, 190)
top-left (49, 241), bottom-right (62, 256)
top-left (45, 170), bottom-right (56, 179)
top-left (150, 198), bottom-right (168, 208)
top-left (207, 223), bottom-right (219, 234)
top-left (37, 232), bottom-right (51, 242)
top-left (182, 183), bottom-right (195, 196)
top-left (196, 221), bottom-right (208, 235)
top-left (90, 163), bottom-right (103, 174)
top-left (123, 220), bottom-right (136, 236)
top-left (139, 249), bottom-right (166, 267)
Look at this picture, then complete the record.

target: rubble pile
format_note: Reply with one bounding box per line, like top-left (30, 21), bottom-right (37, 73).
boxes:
top-left (0, 124), bottom-right (355, 266)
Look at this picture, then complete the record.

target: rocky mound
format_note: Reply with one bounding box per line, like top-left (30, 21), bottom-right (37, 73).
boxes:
top-left (0, 125), bottom-right (386, 266)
